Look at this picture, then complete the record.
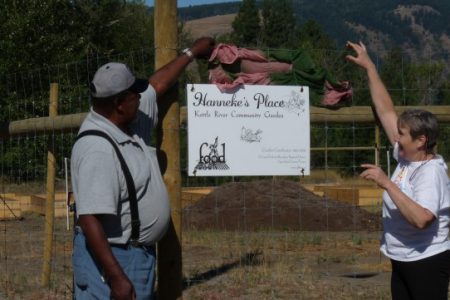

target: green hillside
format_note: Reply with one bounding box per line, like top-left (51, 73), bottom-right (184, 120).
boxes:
top-left (178, 0), bottom-right (450, 59)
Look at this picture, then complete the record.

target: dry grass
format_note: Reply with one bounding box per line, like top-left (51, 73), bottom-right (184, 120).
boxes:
top-left (0, 213), bottom-right (393, 299)
top-left (182, 230), bottom-right (392, 299)
top-left (184, 14), bottom-right (236, 39)
top-left (0, 174), bottom-right (393, 299)
top-left (0, 213), bottom-right (73, 299)
top-left (0, 177), bottom-right (394, 299)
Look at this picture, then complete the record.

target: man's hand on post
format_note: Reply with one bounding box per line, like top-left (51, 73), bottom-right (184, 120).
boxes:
top-left (150, 37), bottom-right (216, 97)
top-left (190, 37), bottom-right (216, 60)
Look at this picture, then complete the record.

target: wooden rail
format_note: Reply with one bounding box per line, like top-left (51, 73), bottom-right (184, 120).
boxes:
top-left (2, 106), bottom-right (450, 139)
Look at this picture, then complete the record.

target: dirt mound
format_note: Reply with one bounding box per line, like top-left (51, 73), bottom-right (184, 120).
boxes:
top-left (183, 180), bottom-right (381, 231)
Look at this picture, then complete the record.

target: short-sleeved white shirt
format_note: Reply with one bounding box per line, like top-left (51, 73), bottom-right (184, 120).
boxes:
top-left (381, 143), bottom-right (450, 261)
top-left (71, 85), bottom-right (170, 245)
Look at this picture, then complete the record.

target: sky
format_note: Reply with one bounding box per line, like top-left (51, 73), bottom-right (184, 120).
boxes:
top-left (145, 0), bottom-right (241, 8)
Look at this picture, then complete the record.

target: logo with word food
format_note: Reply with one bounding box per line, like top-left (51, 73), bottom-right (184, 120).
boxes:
top-left (193, 136), bottom-right (229, 174)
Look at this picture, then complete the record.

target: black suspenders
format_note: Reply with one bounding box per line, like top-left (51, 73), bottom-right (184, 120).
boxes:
top-left (75, 130), bottom-right (141, 244)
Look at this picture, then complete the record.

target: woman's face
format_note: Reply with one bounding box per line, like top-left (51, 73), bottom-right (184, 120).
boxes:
top-left (396, 124), bottom-right (426, 161)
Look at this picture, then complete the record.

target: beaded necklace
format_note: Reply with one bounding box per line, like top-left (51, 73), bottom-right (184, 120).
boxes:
top-left (393, 155), bottom-right (434, 190)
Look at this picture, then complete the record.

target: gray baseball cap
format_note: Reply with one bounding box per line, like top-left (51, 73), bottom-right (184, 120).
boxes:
top-left (90, 62), bottom-right (148, 98)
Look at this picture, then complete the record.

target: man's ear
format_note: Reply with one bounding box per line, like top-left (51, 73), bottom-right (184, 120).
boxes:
top-left (113, 97), bottom-right (125, 114)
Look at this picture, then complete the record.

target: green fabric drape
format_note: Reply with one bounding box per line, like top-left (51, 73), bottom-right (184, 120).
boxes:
top-left (267, 49), bottom-right (342, 105)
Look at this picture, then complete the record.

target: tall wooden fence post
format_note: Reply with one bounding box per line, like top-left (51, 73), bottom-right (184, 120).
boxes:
top-left (154, 1), bottom-right (182, 299)
top-left (41, 83), bottom-right (58, 286)
top-left (375, 124), bottom-right (380, 166)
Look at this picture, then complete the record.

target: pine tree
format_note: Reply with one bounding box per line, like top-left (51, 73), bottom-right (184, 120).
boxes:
top-left (297, 20), bottom-right (336, 50)
top-left (261, 0), bottom-right (297, 48)
top-left (231, 0), bottom-right (261, 47)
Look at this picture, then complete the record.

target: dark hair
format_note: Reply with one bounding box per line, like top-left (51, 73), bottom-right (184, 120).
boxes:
top-left (397, 109), bottom-right (439, 153)
top-left (91, 90), bottom-right (129, 106)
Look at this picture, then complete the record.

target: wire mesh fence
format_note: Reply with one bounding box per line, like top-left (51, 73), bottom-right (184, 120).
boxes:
top-left (0, 46), bottom-right (450, 299)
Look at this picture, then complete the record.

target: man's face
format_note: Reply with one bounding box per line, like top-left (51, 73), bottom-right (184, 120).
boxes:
top-left (120, 91), bottom-right (141, 123)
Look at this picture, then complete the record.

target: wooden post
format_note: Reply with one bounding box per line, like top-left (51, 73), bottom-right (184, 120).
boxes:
top-left (375, 124), bottom-right (380, 166)
top-left (41, 83), bottom-right (58, 286)
top-left (154, 1), bottom-right (182, 299)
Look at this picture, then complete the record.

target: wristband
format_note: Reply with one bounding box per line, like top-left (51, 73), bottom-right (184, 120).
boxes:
top-left (182, 48), bottom-right (194, 61)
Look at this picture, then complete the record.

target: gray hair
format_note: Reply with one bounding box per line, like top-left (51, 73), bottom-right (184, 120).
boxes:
top-left (397, 109), bottom-right (439, 153)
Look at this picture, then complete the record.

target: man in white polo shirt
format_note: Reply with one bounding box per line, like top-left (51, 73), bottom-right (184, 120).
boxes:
top-left (71, 37), bottom-right (214, 300)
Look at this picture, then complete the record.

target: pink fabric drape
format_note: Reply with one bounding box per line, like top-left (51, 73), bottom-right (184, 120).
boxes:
top-left (208, 43), bottom-right (352, 106)
top-left (209, 44), bottom-right (268, 64)
top-left (208, 43), bottom-right (290, 92)
top-left (322, 81), bottom-right (353, 106)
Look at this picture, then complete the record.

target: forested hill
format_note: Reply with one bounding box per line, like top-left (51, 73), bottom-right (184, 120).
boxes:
top-left (178, 0), bottom-right (450, 59)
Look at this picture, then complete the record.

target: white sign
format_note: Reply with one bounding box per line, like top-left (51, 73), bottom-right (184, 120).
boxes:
top-left (187, 84), bottom-right (310, 176)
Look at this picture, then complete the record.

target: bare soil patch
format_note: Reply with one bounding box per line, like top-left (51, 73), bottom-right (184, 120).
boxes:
top-left (184, 179), bottom-right (381, 232)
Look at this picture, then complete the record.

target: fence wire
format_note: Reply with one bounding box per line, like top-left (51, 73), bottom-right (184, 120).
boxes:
top-left (1, 46), bottom-right (450, 299)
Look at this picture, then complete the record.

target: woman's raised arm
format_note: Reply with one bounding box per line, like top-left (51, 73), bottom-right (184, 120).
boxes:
top-left (346, 41), bottom-right (399, 145)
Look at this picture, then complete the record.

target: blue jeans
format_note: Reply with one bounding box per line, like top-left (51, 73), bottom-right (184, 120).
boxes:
top-left (73, 228), bottom-right (156, 300)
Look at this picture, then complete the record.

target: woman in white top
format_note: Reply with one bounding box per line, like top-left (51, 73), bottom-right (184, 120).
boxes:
top-left (347, 41), bottom-right (450, 300)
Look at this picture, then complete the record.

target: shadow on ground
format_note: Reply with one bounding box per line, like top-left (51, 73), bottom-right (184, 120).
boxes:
top-left (182, 250), bottom-right (263, 290)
